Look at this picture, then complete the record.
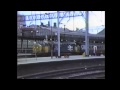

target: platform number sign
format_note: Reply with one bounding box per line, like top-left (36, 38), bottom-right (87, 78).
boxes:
top-left (68, 45), bottom-right (73, 51)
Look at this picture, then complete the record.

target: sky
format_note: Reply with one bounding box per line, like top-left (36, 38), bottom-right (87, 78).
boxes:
top-left (18, 11), bottom-right (105, 34)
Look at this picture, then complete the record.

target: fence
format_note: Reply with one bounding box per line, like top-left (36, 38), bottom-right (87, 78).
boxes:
top-left (17, 48), bottom-right (37, 59)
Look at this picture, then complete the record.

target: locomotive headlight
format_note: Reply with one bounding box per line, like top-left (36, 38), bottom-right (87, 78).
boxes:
top-left (34, 42), bottom-right (36, 44)
top-left (102, 41), bottom-right (103, 43)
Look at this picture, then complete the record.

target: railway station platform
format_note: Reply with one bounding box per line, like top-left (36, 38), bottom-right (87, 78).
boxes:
top-left (17, 55), bottom-right (105, 65)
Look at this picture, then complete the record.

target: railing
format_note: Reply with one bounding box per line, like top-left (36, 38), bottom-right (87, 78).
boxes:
top-left (17, 48), bottom-right (37, 60)
top-left (17, 48), bottom-right (33, 53)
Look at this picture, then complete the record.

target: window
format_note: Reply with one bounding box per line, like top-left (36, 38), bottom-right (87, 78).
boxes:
top-left (91, 46), bottom-right (93, 48)
top-left (98, 46), bottom-right (101, 49)
top-left (90, 40), bottom-right (93, 43)
top-left (101, 45), bottom-right (103, 49)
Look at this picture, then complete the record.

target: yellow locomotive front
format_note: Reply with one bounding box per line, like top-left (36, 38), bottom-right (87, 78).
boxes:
top-left (33, 44), bottom-right (42, 54)
top-left (74, 45), bottom-right (80, 52)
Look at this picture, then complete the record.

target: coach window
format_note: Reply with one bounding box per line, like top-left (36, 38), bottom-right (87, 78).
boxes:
top-left (89, 39), bottom-right (91, 43)
top-left (90, 46), bottom-right (92, 49)
top-left (97, 46), bottom-right (99, 49)
top-left (90, 40), bottom-right (93, 43)
top-left (81, 45), bottom-right (83, 49)
top-left (96, 40), bottom-right (99, 43)
top-left (91, 46), bottom-right (93, 49)
top-left (99, 46), bottom-right (101, 49)
top-left (92, 45), bottom-right (93, 49)
top-left (101, 45), bottom-right (103, 49)
top-left (79, 40), bottom-right (81, 43)
top-left (89, 46), bottom-right (91, 49)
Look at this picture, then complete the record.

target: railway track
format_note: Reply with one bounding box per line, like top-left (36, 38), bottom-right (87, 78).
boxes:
top-left (64, 71), bottom-right (105, 79)
top-left (17, 65), bottom-right (105, 79)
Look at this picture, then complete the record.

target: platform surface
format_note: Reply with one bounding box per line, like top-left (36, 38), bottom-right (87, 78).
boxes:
top-left (17, 55), bottom-right (105, 65)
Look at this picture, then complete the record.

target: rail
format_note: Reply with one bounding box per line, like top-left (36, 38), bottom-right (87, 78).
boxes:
top-left (17, 65), bottom-right (105, 79)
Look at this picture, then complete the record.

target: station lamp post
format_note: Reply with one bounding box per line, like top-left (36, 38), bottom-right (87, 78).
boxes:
top-left (64, 25), bottom-right (65, 41)
top-left (57, 11), bottom-right (60, 58)
top-left (45, 13), bottom-right (53, 58)
top-left (85, 11), bottom-right (89, 57)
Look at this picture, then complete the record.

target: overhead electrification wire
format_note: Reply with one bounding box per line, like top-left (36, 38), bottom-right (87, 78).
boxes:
top-left (73, 11), bottom-right (74, 31)
top-left (91, 11), bottom-right (103, 33)
top-left (39, 11), bottom-right (41, 36)
top-left (67, 11), bottom-right (70, 22)
top-left (35, 11), bottom-right (36, 29)
top-left (91, 11), bottom-right (102, 25)
top-left (29, 11), bottom-right (33, 26)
